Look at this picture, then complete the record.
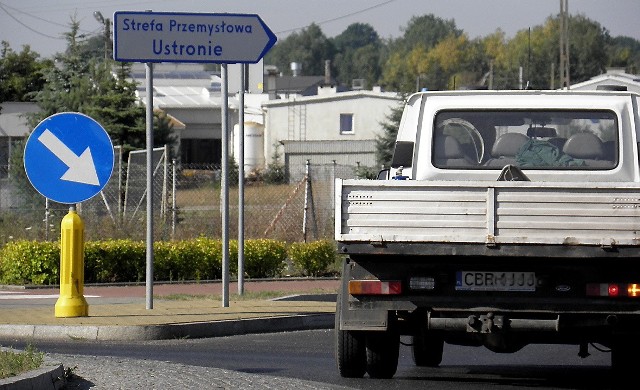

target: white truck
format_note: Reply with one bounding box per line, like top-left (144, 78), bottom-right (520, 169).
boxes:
top-left (334, 88), bottom-right (640, 379)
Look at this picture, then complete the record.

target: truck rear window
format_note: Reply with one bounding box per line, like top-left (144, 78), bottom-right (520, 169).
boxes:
top-left (433, 110), bottom-right (618, 170)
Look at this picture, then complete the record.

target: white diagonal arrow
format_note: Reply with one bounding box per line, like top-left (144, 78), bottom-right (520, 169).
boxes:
top-left (38, 129), bottom-right (100, 186)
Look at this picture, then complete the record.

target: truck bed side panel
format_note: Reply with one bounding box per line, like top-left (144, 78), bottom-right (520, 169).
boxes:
top-left (336, 179), bottom-right (640, 247)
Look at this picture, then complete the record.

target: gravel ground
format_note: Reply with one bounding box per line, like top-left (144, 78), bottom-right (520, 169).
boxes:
top-left (50, 353), bottom-right (349, 390)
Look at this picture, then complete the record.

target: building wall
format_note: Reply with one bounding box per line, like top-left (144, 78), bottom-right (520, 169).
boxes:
top-left (262, 91), bottom-right (401, 168)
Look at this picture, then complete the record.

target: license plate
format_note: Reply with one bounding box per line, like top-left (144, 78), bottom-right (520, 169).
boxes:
top-left (456, 271), bottom-right (536, 292)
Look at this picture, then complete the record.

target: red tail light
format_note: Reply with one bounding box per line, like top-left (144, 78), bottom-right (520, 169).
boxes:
top-left (586, 283), bottom-right (640, 298)
top-left (349, 280), bottom-right (402, 295)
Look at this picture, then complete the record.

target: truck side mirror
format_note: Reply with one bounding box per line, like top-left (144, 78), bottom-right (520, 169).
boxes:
top-left (377, 169), bottom-right (390, 180)
top-left (391, 141), bottom-right (414, 168)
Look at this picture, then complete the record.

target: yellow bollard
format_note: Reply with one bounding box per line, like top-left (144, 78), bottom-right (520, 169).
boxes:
top-left (55, 208), bottom-right (88, 317)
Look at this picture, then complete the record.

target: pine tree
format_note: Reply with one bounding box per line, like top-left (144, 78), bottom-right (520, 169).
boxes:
top-left (375, 100), bottom-right (405, 167)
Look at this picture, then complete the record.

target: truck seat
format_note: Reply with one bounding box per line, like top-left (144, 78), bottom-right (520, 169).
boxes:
top-left (562, 133), bottom-right (612, 168)
top-left (434, 136), bottom-right (476, 168)
top-left (484, 133), bottom-right (529, 167)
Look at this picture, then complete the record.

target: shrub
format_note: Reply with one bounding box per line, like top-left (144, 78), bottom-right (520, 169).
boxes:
top-left (181, 236), bottom-right (222, 280)
top-left (288, 240), bottom-right (337, 277)
top-left (0, 237), bottom-right (296, 285)
top-left (0, 240), bottom-right (59, 285)
top-left (240, 239), bottom-right (287, 278)
top-left (85, 239), bottom-right (145, 283)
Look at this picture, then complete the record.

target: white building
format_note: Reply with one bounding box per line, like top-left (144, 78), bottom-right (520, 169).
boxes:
top-left (261, 86), bottom-right (401, 174)
top-left (130, 63), bottom-right (402, 176)
top-left (569, 68), bottom-right (640, 94)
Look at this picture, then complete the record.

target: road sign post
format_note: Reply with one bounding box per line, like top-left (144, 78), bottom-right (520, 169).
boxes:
top-left (24, 112), bottom-right (114, 318)
top-left (113, 12), bottom-right (276, 63)
top-left (113, 10), bottom-right (276, 308)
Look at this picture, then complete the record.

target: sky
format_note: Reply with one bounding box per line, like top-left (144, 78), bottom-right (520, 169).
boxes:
top-left (1, 0), bottom-right (640, 59)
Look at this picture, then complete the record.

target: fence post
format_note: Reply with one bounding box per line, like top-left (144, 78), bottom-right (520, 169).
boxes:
top-left (303, 160), bottom-right (310, 242)
top-left (302, 159), bottom-right (318, 242)
top-left (44, 198), bottom-right (50, 241)
top-left (172, 159), bottom-right (177, 240)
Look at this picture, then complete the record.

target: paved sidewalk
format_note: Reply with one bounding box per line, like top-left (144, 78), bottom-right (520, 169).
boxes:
top-left (0, 279), bottom-right (343, 389)
top-left (0, 279), bottom-right (339, 341)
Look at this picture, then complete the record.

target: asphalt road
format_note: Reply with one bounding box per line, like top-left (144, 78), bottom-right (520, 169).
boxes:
top-left (0, 330), bottom-right (617, 390)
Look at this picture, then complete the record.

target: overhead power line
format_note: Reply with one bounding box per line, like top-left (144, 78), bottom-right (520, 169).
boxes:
top-left (0, 2), bottom-right (63, 39)
top-left (276, 0), bottom-right (399, 35)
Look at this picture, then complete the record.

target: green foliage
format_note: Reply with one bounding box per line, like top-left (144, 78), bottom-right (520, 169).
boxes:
top-left (392, 14), bottom-right (462, 53)
top-left (0, 240), bottom-right (59, 285)
top-left (288, 240), bottom-right (337, 277)
top-left (607, 36), bottom-right (640, 74)
top-left (331, 23), bottom-right (383, 87)
top-left (236, 239), bottom-right (288, 278)
top-left (0, 238), bottom-right (326, 285)
top-left (85, 239), bottom-right (145, 283)
top-left (264, 23), bottom-right (335, 76)
top-left (260, 142), bottom-right (287, 184)
top-left (375, 101), bottom-right (405, 167)
top-left (0, 344), bottom-right (44, 380)
top-left (154, 237), bottom-right (222, 281)
top-left (354, 164), bottom-right (378, 179)
top-left (0, 42), bottom-right (53, 103)
top-left (23, 18), bottom-right (176, 163)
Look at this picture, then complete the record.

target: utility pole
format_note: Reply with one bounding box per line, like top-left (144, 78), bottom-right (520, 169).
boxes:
top-left (94, 11), bottom-right (111, 60)
top-left (559, 0), bottom-right (570, 89)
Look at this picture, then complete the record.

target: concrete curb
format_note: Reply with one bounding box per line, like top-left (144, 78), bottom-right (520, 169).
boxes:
top-left (0, 313), bottom-right (334, 388)
top-left (0, 313), bottom-right (335, 341)
top-left (0, 358), bottom-right (65, 390)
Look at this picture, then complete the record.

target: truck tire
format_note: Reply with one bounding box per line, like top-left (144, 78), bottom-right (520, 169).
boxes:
top-left (365, 330), bottom-right (400, 379)
top-left (611, 336), bottom-right (640, 380)
top-left (412, 329), bottom-right (444, 367)
top-left (335, 293), bottom-right (366, 378)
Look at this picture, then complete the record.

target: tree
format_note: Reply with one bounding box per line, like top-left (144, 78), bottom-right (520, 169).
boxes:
top-left (28, 18), bottom-right (175, 157)
top-left (332, 23), bottom-right (383, 87)
top-left (567, 14), bottom-right (608, 83)
top-left (27, 19), bottom-right (94, 125)
top-left (381, 14), bottom-right (465, 92)
top-left (264, 23), bottom-right (335, 76)
top-left (0, 42), bottom-right (53, 103)
top-left (392, 14), bottom-right (462, 53)
top-left (375, 99), bottom-right (405, 167)
top-left (607, 36), bottom-right (640, 74)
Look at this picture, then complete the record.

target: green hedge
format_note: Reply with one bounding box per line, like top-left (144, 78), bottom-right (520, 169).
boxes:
top-left (288, 240), bottom-right (337, 277)
top-left (0, 238), bottom-right (338, 286)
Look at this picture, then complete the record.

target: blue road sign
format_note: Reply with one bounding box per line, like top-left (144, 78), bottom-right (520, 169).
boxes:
top-left (113, 11), bottom-right (277, 64)
top-left (24, 113), bottom-right (114, 204)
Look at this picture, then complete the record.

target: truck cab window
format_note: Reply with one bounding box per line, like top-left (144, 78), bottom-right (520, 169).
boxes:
top-left (433, 110), bottom-right (618, 170)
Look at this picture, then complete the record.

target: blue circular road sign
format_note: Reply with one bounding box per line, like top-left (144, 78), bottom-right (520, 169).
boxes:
top-left (24, 112), bottom-right (114, 204)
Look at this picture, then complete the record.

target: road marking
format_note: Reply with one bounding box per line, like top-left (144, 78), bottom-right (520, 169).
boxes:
top-left (0, 292), bottom-right (99, 299)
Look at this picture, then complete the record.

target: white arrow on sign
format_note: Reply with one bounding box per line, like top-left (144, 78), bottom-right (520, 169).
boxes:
top-left (38, 129), bottom-right (100, 186)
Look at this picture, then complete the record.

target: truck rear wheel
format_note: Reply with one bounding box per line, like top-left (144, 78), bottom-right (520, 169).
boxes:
top-left (365, 330), bottom-right (400, 379)
top-left (335, 293), bottom-right (366, 378)
top-left (611, 336), bottom-right (640, 380)
top-left (412, 329), bottom-right (444, 367)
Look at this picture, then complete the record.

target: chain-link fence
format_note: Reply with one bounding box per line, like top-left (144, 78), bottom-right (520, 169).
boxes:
top-left (0, 150), bottom-right (370, 245)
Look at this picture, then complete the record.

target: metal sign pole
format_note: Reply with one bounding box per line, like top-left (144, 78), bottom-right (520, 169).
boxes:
top-left (238, 64), bottom-right (246, 295)
top-left (221, 64), bottom-right (230, 308)
top-left (145, 61), bottom-right (154, 310)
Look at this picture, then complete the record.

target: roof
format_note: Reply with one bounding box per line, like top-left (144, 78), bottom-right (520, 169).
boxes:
top-left (274, 76), bottom-right (327, 96)
top-left (0, 102), bottom-right (40, 137)
top-left (569, 70), bottom-right (640, 94)
top-left (136, 86), bottom-right (238, 110)
top-left (261, 88), bottom-right (401, 107)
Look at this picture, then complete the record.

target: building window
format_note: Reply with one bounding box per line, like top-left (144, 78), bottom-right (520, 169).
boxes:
top-left (340, 113), bottom-right (354, 134)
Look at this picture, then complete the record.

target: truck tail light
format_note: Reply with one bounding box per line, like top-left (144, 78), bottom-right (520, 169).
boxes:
top-left (348, 280), bottom-right (402, 295)
top-left (586, 283), bottom-right (640, 298)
